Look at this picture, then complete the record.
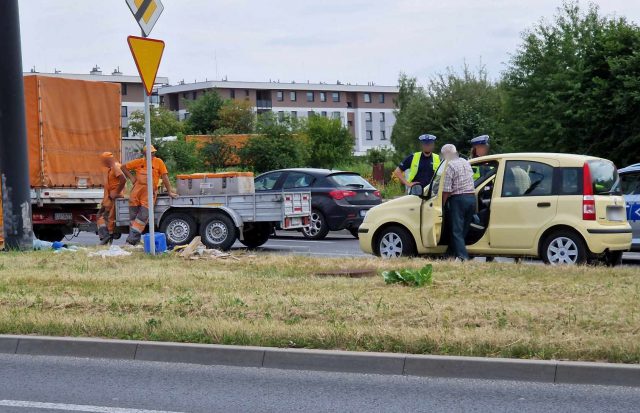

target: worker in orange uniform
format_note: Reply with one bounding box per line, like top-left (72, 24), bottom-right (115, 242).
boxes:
top-left (122, 145), bottom-right (177, 245)
top-left (97, 152), bottom-right (127, 245)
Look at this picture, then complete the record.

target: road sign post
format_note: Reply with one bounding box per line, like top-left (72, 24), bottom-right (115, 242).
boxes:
top-left (126, 0), bottom-right (164, 255)
top-left (0, 0), bottom-right (34, 250)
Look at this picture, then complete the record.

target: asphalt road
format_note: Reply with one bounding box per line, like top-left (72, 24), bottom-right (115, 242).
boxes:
top-left (71, 230), bottom-right (640, 264)
top-left (0, 354), bottom-right (638, 413)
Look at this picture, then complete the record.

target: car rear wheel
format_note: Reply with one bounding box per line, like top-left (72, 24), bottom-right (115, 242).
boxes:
top-left (200, 213), bottom-right (238, 251)
top-left (375, 226), bottom-right (416, 259)
top-left (302, 209), bottom-right (329, 240)
top-left (603, 250), bottom-right (623, 267)
top-left (541, 230), bottom-right (587, 265)
top-left (160, 212), bottom-right (197, 246)
top-left (349, 228), bottom-right (359, 239)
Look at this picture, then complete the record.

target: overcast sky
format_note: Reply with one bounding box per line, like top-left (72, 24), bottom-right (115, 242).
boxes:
top-left (18, 0), bottom-right (640, 86)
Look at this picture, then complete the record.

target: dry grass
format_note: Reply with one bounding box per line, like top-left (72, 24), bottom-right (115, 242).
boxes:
top-left (0, 251), bottom-right (638, 363)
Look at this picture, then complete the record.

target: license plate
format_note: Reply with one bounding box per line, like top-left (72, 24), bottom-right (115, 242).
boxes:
top-left (54, 213), bottom-right (73, 221)
top-left (284, 217), bottom-right (303, 228)
top-left (606, 206), bottom-right (625, 222)
top-left (359, 210), bottom-right (368, 217)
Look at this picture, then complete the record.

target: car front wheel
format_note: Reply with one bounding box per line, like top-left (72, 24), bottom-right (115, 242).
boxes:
top-left (375, 226), bottom-right (416, 259)
top-left (541, 230), bottom-right (587, 265)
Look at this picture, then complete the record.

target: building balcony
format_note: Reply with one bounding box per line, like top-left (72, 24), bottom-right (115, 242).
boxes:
top-left (256, 99), bottom-right (272, 108)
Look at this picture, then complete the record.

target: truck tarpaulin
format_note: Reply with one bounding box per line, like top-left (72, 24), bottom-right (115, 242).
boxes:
top-left (24, 75), bottom-right (121, 188)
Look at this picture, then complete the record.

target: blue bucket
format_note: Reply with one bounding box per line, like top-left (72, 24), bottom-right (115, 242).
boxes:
top-left (143, 232), bottom-right (167, 255)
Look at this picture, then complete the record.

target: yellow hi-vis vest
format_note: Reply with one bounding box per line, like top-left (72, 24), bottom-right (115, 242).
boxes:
top-left (472, 166), bottom-right (480, 181)
top-left (408, 152), bottom-right (441, 183)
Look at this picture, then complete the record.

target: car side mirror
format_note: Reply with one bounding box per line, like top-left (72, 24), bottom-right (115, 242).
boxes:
top-left (409, 184), bottom-right (424, 197)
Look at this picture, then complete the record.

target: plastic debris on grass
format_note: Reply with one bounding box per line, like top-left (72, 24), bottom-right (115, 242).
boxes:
top-left (173, 236), bottom-right (255, 261)
top-left (382, 264), bottom-right (433, 287)
top-left (88, 245), bottom-right (132, 258)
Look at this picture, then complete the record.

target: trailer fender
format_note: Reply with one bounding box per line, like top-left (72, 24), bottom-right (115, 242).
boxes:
top-left (202, 206), bottom-right (244, 230)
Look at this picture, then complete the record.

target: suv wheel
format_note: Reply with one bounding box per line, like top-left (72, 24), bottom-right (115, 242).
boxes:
top-left (302, 209), bottom-right (329, 240)
top-left (541, 230), bottom-right (587, 265)
top-left (375, 226), bottom-right (416, 259)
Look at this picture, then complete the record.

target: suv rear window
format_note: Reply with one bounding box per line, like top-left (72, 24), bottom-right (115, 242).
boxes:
top-left (588, 160), bottom-right (620, 195)
top-left (328, 173), bottom-right (375, 189)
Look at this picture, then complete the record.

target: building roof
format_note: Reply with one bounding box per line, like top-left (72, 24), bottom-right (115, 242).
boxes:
top-left (23, 71), bottom-right (169, 85)
top-left (158, 80), bottom-right (398, 95)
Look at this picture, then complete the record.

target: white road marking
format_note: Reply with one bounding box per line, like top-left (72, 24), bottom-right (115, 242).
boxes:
top-left (0, 400), bottom-right (185, 413)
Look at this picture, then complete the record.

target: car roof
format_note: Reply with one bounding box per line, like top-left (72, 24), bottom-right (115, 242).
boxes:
top-left (471, 152), bottom-right (613, 167)
top-left (256, 168), bottom-right (360, 178)
top-left (619, 163), bottom-right (640, 174)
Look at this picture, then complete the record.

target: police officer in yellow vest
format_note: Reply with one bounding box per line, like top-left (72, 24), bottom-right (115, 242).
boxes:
top-left (470, 135), bottom-right (491, 181)
top-left (394, 134), bottom-right (441, 190)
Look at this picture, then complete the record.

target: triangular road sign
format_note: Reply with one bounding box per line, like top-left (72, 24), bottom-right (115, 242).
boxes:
top-left (127, 36), bottom-right (165, 96)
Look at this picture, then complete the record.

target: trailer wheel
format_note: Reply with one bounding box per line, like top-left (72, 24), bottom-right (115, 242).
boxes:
top-left (239, 223), bottom-right (272, 249)
top-left (160, 212), bottom-right (197, 246)
top-left (200, 213), bottom-right (238, 251)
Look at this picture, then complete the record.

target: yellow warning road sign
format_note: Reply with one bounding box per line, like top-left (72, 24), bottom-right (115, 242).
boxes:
top-left (126, 0), bottom-right (164, 37)
top-left (127, 36), bottom-right (165, 96)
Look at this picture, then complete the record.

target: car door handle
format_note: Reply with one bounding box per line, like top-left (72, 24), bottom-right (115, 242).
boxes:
top-left (537, 202), bottom-right (551, 208)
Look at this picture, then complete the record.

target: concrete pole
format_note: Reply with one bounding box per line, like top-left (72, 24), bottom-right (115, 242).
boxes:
top-left (0, 0), bottom-right (34, 250)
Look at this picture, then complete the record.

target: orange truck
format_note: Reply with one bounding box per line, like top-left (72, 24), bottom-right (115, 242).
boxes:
top-left (15, 75), bottom-right (121, 242)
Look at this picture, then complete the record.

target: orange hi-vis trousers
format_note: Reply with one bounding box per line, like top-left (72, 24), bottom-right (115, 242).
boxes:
top-left (127, 184), bottom-right (156, 243)
top-left (96, 197), bottom-right (117, 238)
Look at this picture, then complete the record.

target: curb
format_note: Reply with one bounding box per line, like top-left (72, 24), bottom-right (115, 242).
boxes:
top-left (0, 335), bottom-right (638, 387)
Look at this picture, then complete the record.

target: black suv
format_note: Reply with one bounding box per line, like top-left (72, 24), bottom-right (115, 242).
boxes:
top-left (255, 168), bottom-right (382, 239)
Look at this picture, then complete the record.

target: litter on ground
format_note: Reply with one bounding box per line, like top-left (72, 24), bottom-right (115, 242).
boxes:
top-left (88, 245), bottom-right (132, 258)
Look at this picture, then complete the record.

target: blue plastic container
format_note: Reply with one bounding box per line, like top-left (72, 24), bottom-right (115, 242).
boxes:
top-left (143, 232), bottom-right (168, 255)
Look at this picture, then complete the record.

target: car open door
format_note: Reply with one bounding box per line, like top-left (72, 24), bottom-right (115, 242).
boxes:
top-left (420, 161), bottom-right (447, 248)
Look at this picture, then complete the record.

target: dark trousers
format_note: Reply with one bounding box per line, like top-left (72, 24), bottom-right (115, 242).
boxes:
top-left (445, 194), bottom-right (476, 260)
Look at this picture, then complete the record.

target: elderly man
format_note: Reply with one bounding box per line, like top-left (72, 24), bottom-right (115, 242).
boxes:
top-left (441, 144), bottom-right (476, 261)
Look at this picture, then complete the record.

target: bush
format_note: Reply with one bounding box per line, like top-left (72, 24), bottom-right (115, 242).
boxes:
top-left (239, 113), bottom-right (310, 172)
top-left (153, 135), bottom-right (202, 173)
top-left (366, 147), bottom-right (394, 164)
top-left (200, 135), bottom-right (237, 171)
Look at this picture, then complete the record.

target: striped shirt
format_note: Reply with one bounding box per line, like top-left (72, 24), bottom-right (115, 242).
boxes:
top-left (442, 157), bottom-right (475, 195)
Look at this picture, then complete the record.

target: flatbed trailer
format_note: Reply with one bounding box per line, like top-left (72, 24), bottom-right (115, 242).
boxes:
top-left (115, 191), bottom-right (311, 250)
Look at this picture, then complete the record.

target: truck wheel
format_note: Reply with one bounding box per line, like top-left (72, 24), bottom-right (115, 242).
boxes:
top-left (200, 213), bottom-right (237, 251)
top-left (239, 223), bottom-right (272, 249)
top-left (541, 230), bottom-right (587, 265)
top-left (375, 226), bottom-right (416, 259)
top-left (160, 212), bottom-right (197, 246)
top-left (35, 228), bottom-right (65, 242)
top-left (302, 209), bottom-right (329, 240)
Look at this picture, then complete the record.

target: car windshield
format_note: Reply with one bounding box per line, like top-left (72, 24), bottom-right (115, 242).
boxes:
top-left (429, 162), bottom-right (446, 198)
top-left (588, 160), bottom-right (621, 195)
top-left (329, 173), bottom-right (374, 189)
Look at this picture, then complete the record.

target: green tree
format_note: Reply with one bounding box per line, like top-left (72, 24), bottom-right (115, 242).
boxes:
top-left (128, 106), bottom-right (183, 139)
top-left (184, 91), bottom-right (225, 134)
top-left (305, 115), bottom-right (354, 168)
top-left (218, 99), bottom-right (255, 134)
top-left (502, 1), bottom-right (640, 165)
top-left (391, 66), bottom-right (504, 157)
top-left (239, 113), bottom-right (310, 172)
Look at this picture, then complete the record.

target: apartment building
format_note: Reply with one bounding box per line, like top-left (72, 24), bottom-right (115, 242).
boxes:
top-left (158, 80), bottom-right (398, 155)
top-left (24, 67), bottom-right (170, 162)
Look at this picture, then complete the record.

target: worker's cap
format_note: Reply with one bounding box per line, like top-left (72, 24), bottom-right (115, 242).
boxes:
top-left (418, 134), bottom-right (437, 143)
top-left (441, 144), bottom-right (458, 155)
top-left (100, 152), bottom-right (114, 159)
top-left (143, 145), bottom-right (157, 153)
top-left (470, 135), bottom-right (490, 145)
